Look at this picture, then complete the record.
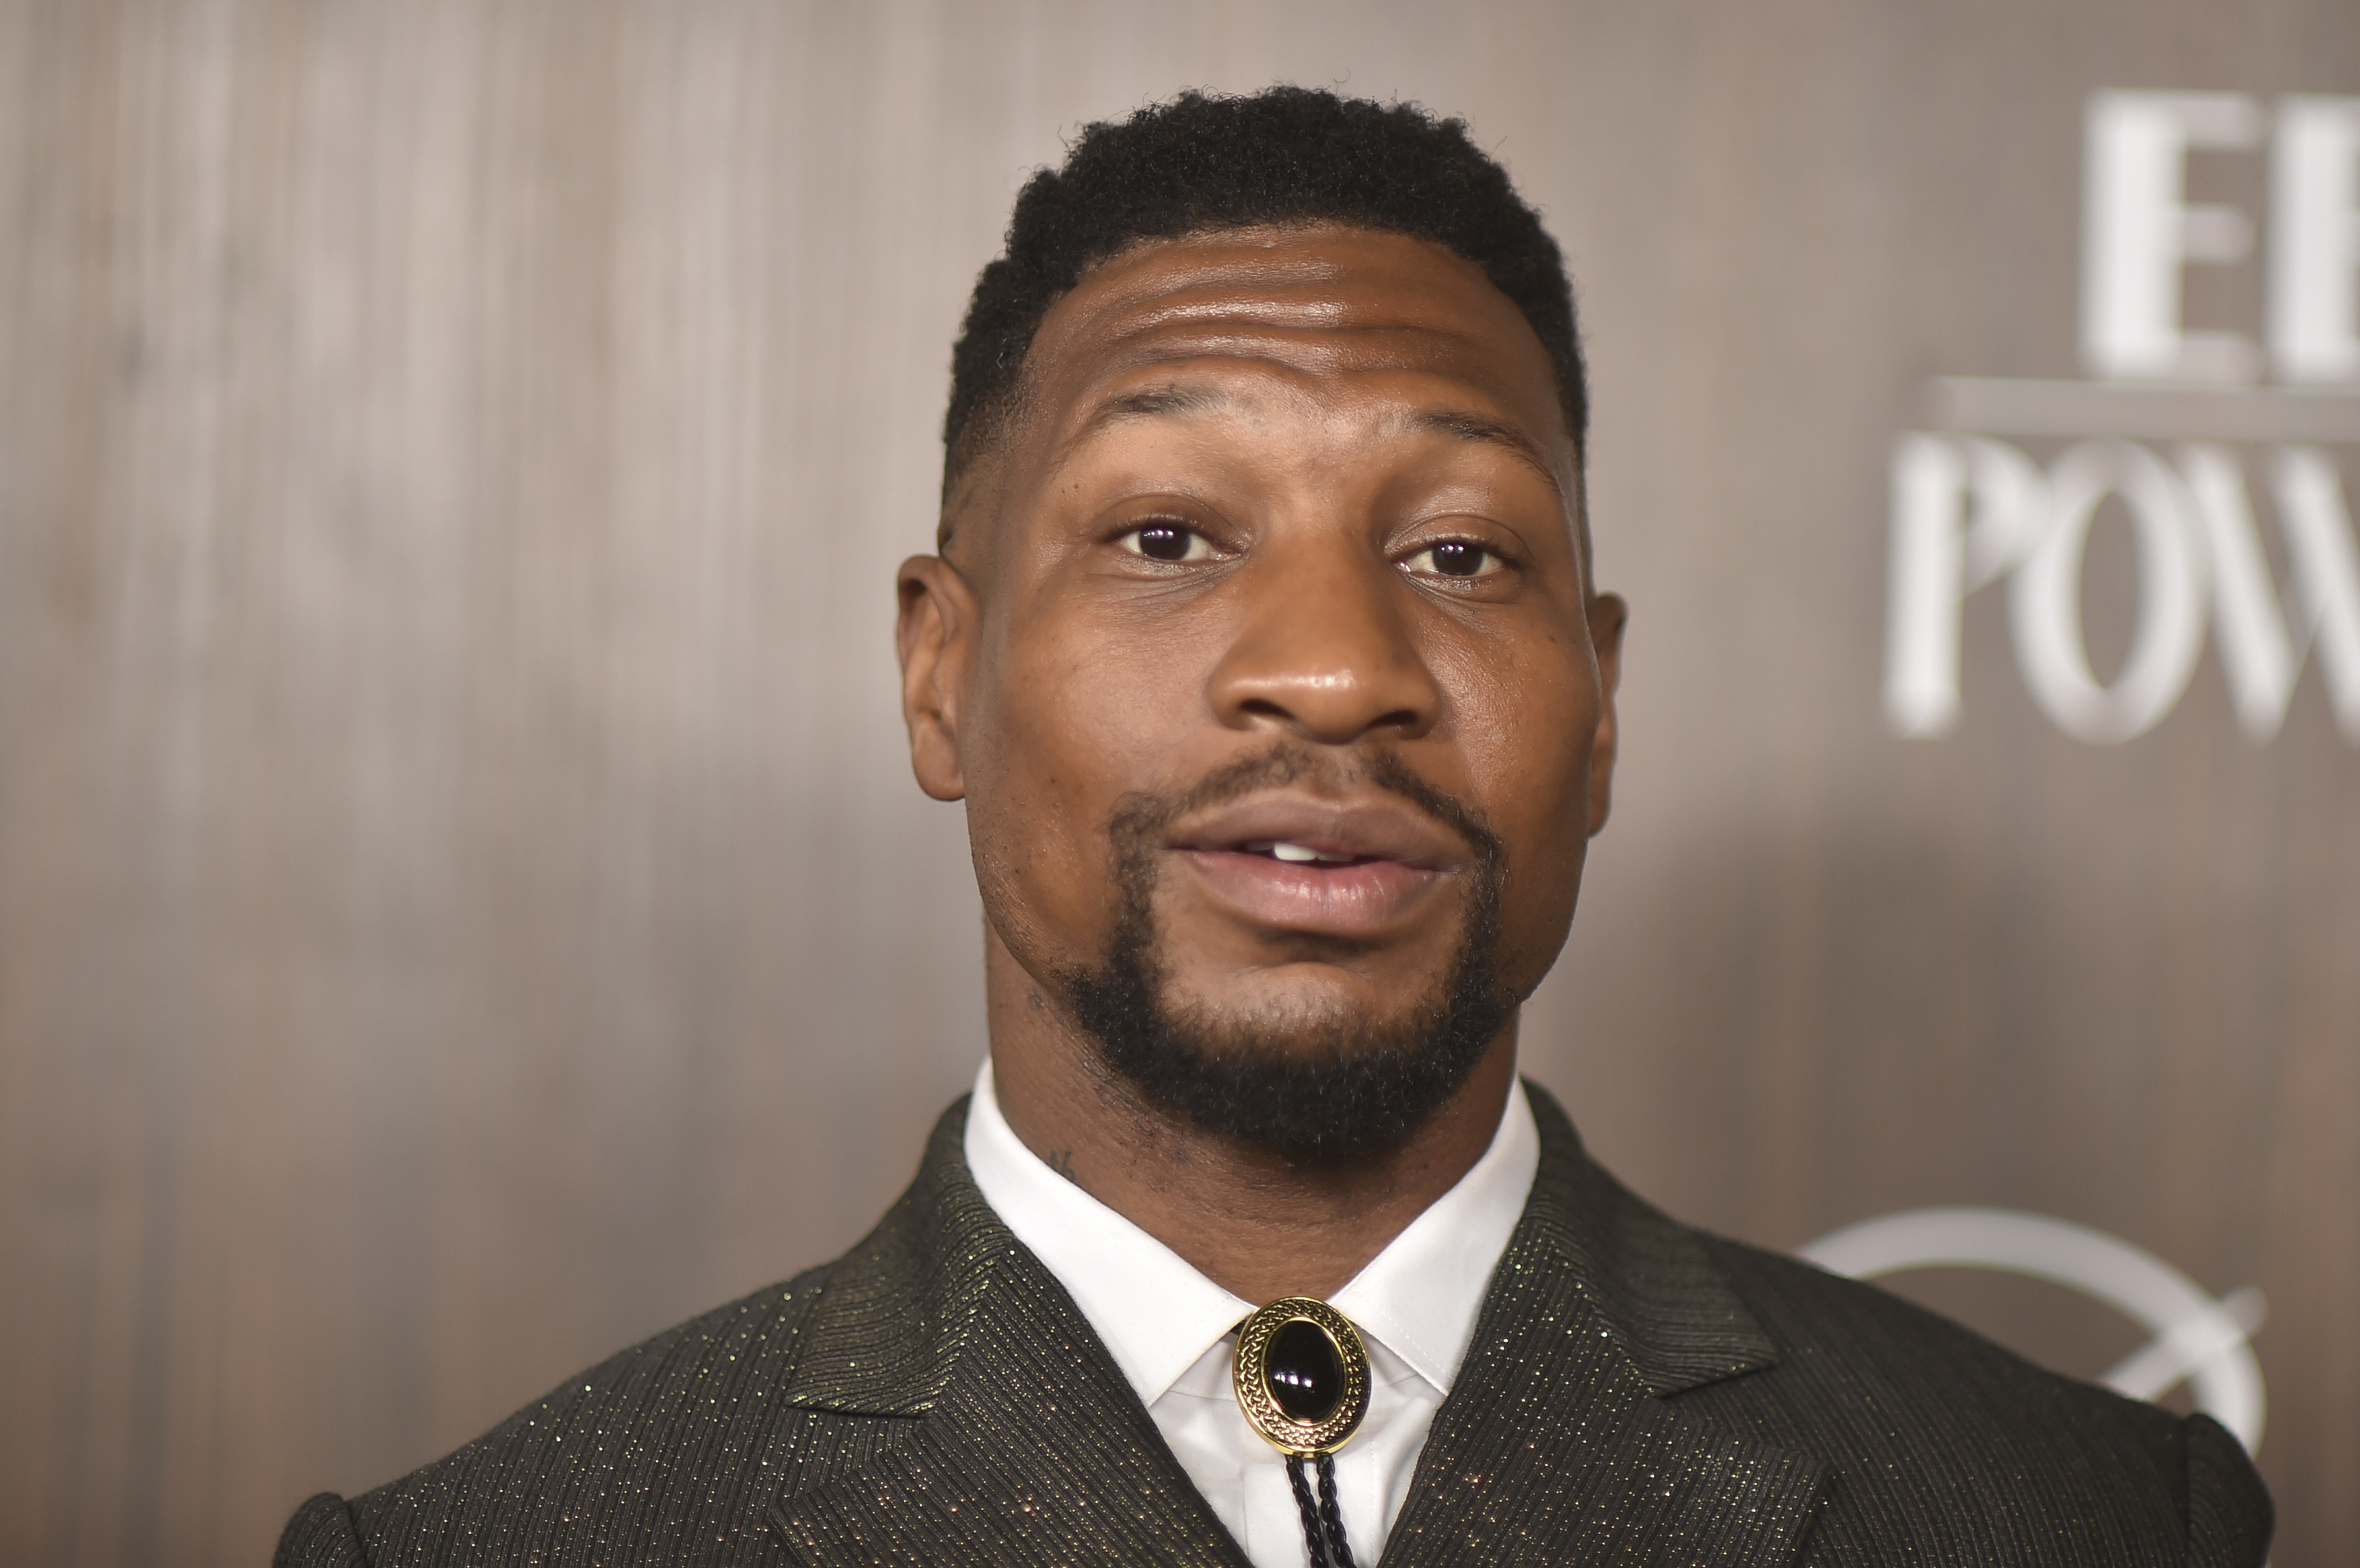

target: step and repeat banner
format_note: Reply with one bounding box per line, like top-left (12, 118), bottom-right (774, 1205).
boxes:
top-left (0, 2), bottom-right (2351, 1563)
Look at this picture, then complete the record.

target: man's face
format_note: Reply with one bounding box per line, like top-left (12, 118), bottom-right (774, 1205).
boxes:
top-left (901, 223), bottom-right (1623, 1151)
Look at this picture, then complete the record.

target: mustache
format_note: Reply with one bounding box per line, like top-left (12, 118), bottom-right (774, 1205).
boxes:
top-left (1106, 742), bottom-right (1504, 872)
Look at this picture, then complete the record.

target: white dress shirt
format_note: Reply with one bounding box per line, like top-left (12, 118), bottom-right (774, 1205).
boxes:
top-left (964, 1059), bottom-right (1540, 1568)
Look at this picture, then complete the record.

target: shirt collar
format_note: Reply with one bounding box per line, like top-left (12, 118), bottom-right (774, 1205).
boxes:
top-left (963, 1058), bottom-right (1540, 1409)
top-left (1328, 1077), bottom-right (1538, 1391)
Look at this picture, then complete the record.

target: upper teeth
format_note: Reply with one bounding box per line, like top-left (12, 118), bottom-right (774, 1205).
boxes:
top-left (1254, 841), bottom-right (1355, 863)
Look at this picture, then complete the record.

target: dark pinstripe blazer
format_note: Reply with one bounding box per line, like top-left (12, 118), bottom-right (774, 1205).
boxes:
top-left (276, 1085), bottom-right (2271, 1566)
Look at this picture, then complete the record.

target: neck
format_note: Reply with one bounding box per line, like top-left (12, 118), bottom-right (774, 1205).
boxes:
top-left (981, 930), bottom-right (1519, 1305)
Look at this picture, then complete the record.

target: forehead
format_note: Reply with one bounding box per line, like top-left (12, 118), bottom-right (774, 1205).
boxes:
top-left (1010, 224), bottom-right (1572, 475)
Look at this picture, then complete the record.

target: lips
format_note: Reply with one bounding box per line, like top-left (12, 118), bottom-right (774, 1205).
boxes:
top-left (1168, 794), bottom-right (1466, 938)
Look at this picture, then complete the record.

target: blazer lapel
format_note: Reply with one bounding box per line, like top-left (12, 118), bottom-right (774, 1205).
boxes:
top-left (765, 1099), bottom-right (1250, 1568)
top-left (1383, 1087), bottom-right (1829, 1567)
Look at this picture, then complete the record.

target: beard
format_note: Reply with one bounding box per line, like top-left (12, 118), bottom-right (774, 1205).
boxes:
top-left (1061, 746), bottom-right (1515, 1161)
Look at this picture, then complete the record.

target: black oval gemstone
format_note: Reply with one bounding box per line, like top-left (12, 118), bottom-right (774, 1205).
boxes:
top-left (1265, 1319), bottom-right (1343, 1422)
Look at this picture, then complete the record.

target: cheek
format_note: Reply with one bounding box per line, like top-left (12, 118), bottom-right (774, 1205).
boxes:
top-left (1441, 632), bottom-right (1599, 924)
top-left (962, 607), bottom-right (1214, 955)
top-left (1444, 615), bottom-right (1597, 789)
top-left (1485, 742), bottom-right (1597, 996)
top-left (1489, 731), bottom-right (1596, 921)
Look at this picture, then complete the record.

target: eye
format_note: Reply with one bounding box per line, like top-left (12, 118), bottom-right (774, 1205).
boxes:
top-left (1120, 522), bottom-right (1217, 563)
top-left (1405, 539), bottom-right (1501, 579)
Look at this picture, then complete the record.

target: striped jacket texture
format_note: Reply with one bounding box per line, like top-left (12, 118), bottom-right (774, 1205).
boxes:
top-left (276, 1083), bottom-right (2271, 1566)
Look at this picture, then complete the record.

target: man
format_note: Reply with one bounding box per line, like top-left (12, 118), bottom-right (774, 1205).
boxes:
top-left (278, 88), bottom-right (2271, 1567)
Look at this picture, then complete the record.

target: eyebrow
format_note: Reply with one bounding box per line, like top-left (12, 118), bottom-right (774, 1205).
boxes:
top-left (1069, 384), bottom-right (1237, 443)
top-left (1402, 408), bottom-right (1565, 500)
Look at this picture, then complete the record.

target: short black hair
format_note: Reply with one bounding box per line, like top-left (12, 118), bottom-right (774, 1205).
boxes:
top-left (942, 86), bottom-right (1587, 502)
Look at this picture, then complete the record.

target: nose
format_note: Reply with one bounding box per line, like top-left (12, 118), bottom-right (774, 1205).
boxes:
top-left (1206, 542), bottom-right (1444, 744)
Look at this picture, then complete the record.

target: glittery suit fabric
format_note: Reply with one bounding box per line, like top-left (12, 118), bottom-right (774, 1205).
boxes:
top-left (275, 1084), bottom-right (2271, 1566)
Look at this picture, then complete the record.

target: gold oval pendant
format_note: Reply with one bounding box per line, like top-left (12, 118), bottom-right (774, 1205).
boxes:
top-left (1230, 1296), bottom-right (1372, 1456)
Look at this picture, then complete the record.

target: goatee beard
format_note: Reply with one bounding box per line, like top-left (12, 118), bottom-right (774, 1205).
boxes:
top-left (1062, 746), bottom-right (1515, 1160)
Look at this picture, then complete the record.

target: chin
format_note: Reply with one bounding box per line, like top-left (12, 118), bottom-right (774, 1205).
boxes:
top-left (1066, 944), bottom-right (1511, 1159)
top-left (1167, 970), bottom-right (1442, 1043)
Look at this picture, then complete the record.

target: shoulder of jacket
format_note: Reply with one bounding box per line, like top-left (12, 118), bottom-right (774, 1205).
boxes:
top-left (1673, 1232), bottom-right (2234, 1563)
top-left (332, 1261), bottom-right (847, 1563)
top-left (273, 1491), bottom-right (365, 1568)
top-left (2183, 1412), bottom-right (2273, 1565)
top-left (1699, 1230), bottom-right (2182, 1435)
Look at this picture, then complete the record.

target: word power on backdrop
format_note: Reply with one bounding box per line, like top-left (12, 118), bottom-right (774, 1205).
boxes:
top-left (1886, 90), bottom-right (2360, 744)
top-left (1853, 88), bottom-right (2306, 1452)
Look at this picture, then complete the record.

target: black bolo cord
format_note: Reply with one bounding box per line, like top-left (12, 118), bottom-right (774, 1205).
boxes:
top-left (1285, 1456), bottom-right (1330, 1568)
top-left (1314, 1453), bottom-right (1359, 1568)
top-left (1283, 1454), bottom-right (1359, 1568)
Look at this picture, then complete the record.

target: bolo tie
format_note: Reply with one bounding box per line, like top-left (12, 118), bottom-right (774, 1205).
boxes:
top-left (1232, 1297), bottom-right (1372, 1568)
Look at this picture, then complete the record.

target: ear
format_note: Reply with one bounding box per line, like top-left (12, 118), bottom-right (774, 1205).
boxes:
top-left (1585, 592), bottom-right (1627, 836)
top-left (897, 554), bottom-right (978, 801)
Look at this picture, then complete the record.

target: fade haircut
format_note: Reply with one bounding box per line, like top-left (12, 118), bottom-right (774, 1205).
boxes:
top-left (939, 87), bottom-right (1588, 541)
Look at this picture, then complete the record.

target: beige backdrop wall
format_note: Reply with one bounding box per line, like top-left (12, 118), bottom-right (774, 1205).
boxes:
top-left (1, 1), bottom-right (2352, 1563)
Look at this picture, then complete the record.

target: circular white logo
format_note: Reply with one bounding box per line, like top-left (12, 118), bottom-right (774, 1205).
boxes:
top-left (1799, 1206), bottom-right (2265, 1453)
